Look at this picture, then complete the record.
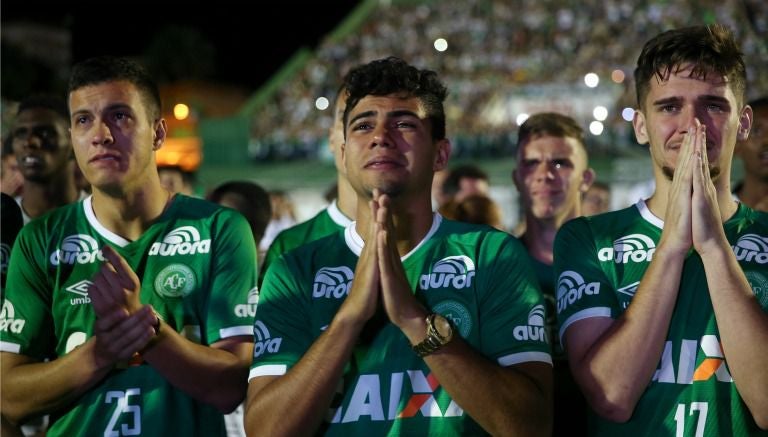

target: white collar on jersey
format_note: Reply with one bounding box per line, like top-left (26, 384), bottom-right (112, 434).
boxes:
top-left (83, 195), bottom-right (132, 247)
top-left (344, 212), bottom-right (443, 261)
top-left (327, 200), bottom-right (353, 227)
top-left (635, 199), bottom-right (664, 229)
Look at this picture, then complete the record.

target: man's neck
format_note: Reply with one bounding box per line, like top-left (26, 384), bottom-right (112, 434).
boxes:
top-left (21, 174), bottom-right (80, 219)
top-left (647, 174), bottom-right (738, 222)
top-left (336, 176), bottom-right (357, 219)
top-left (521, 214), bottom-right (569, 266)
top-left (354, 193), bottom-right (435, 256)
top-left (91, 182), bottom-right (171, 242)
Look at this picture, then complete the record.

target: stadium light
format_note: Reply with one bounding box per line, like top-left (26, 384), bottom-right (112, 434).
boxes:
top-left (315, 97), bottom-right (330, 111)
top-left (584, 73), bottom-right (599, 88)
top-left (621, 107), bottom-right (635, 121)
top-left (173, 103), bottom-right (190, 121)
top-left (434, 38), bottom-right (448, 52)
top-left (611, 69), bottom-right (625, 83)
top-left (593, 106), bottom-right (608, 121)
top-left (589, 121), bottom-right (604, 135)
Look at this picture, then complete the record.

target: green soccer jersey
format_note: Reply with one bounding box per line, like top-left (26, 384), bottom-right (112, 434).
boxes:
top-left (0, 194), bottom-right (258, 437)
top-left (554, 200), bottom-right (768, 436)
top-left (250, 214), bottom-right (552, 436)
top-left (259, 200), bottom-right (352, 286)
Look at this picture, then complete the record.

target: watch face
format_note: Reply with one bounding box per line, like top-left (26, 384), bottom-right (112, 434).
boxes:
top-left (434, 315), bottom-right (453, 339)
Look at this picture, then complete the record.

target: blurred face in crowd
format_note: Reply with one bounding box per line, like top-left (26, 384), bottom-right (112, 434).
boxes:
top-left (514, 134), bottom-right (593, 221)
top-left (342, 94), bottom-right (449, 200)
top-left (328, 91), bottom-right (348, 175)
top-left (582, 184), bottom-right (611, 216)
top-left (69, 80), bottom-right (166, 194)
top-left (735, 104), bottom-right (768, 182)
top-left (11, 108), bottom-right (72, 183)
top-left (633, 63), bottom-right (751, 183)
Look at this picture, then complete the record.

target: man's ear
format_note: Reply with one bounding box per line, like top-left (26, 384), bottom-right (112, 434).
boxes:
top-left (737, 105), bottom-right (753, 142)
top-left (580, 168), bottom-right (596, 193)
top-left (632, 109), bottom-right (649, 145)
top-left (433, 139), bottom-right (451, 171)
top-left (153, 119), bottom-right (167, 150)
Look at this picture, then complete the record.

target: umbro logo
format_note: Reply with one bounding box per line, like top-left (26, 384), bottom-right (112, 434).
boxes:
top-left (65, 280), bottom-right (93, 305)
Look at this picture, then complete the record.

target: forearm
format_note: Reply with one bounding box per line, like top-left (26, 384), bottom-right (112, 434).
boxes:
top-left (245, 317), bottom-right (362, 436)
top-left (702, 245), bottom-right (768, 428)
top-left (0, 341), bottom-right (112, 424)
top-left (140, 325), bottom-right (251, 413)
top-left (573, 246), bottom-right (685, 420)
top-left (422, 339), bottom-right (552, 436)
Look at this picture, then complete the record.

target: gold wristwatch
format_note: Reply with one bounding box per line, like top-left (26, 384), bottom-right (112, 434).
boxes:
top-left (412, 313), bottom-right (454, 357)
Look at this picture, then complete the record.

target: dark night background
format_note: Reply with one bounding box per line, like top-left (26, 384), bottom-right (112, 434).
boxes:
top-left (1, 1), bottom-right (362, 95)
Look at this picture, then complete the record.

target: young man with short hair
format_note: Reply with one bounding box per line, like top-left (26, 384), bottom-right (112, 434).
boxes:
top-left (554, 25), bottom-right (767, 434)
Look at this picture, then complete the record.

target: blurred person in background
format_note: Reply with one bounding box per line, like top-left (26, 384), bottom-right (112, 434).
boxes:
top-left (258, 85), bottom-right (355, 286)
top-left (582, 180), bottom-right (612, 216)
top-left (555, 25), bottom-right (767, 435)
top-left (734, 96), bottom-right (768, 211)
top-left (1, 193), bottom-right (23, 291)
top-left (1, 136), bottom-right (24, 198)
top-left (437, 164), bottom-right (490, 215)
top-left (207, 180), bottom-right (271, 437)
top-left (258, 189), bottom-right (297, 253)
top-left (208, 181), bottom-right (271, 254)
top-left (441, 193), bottom-right (504, 230)
top-left (9, 95), bottom-right (81, 224)
top-left (512, 112), bottom-right (594, 436)
top-left (158, 164), bottom-right (196, 196)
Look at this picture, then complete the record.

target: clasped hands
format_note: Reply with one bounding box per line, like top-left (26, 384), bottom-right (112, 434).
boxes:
top-left (337, 189), bottom-right (428, 340)
top-left (89, 245), bottom-right (158, 365)
top-left (663, 118), bottom-right (728, 255)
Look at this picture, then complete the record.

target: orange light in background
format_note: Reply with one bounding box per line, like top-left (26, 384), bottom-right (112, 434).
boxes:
top-left (174, 103), bottom-right (190, 120)
top-left (156, 137), bottom-right (202, 172)
top-left (611, 69), bottom-right (625, 83)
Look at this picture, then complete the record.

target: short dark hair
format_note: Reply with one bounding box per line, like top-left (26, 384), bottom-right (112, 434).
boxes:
top-left (17, 94), bottom-right (69, 122)
top-left (68, 56), bottom-right (162, 121)
top-left (342, 57), bottom-right (448, 141)
top-left (516, 112), bottom-right (585, 152)
top-left (207, 181), bottom-right (272, 245)
top-left (442, 164), bottom-right (488, 197)
top-left (634, 24), bottom-right (746, 109)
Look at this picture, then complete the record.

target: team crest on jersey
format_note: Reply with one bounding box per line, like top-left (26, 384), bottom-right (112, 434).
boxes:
top-left (597, 234), bottom-right (655, 264)
top-left (235, 287), bottom-right (259, 318)
top-left (1, 243), bottom-right (11, 274)
top-left (65, 280), bottom-right (94, 305)
top-left (513, 304), bottom-right (548, 343)
top-left (312, 266), bottom-right (354, 299)
top-left (253, 320), bottom-right (282, 358)
top-left (0, 299), bottom-right (25, 334)
top-left (745, 271), bottom-right (768, 307)
top-left (50, 234), bottom-right (103, 266)
top-left (149, 226), bottom-right (211, 257)
top-left (556, 271), bottom-right (600, 314)
top-left (432, 300), bottom-right (472, 338)
top-left (419, 255), bottom-right (476, 291)
top-left (154, 263), bottom-right (196, 298)
top-left (732, 234), bottom-right (768, 264)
